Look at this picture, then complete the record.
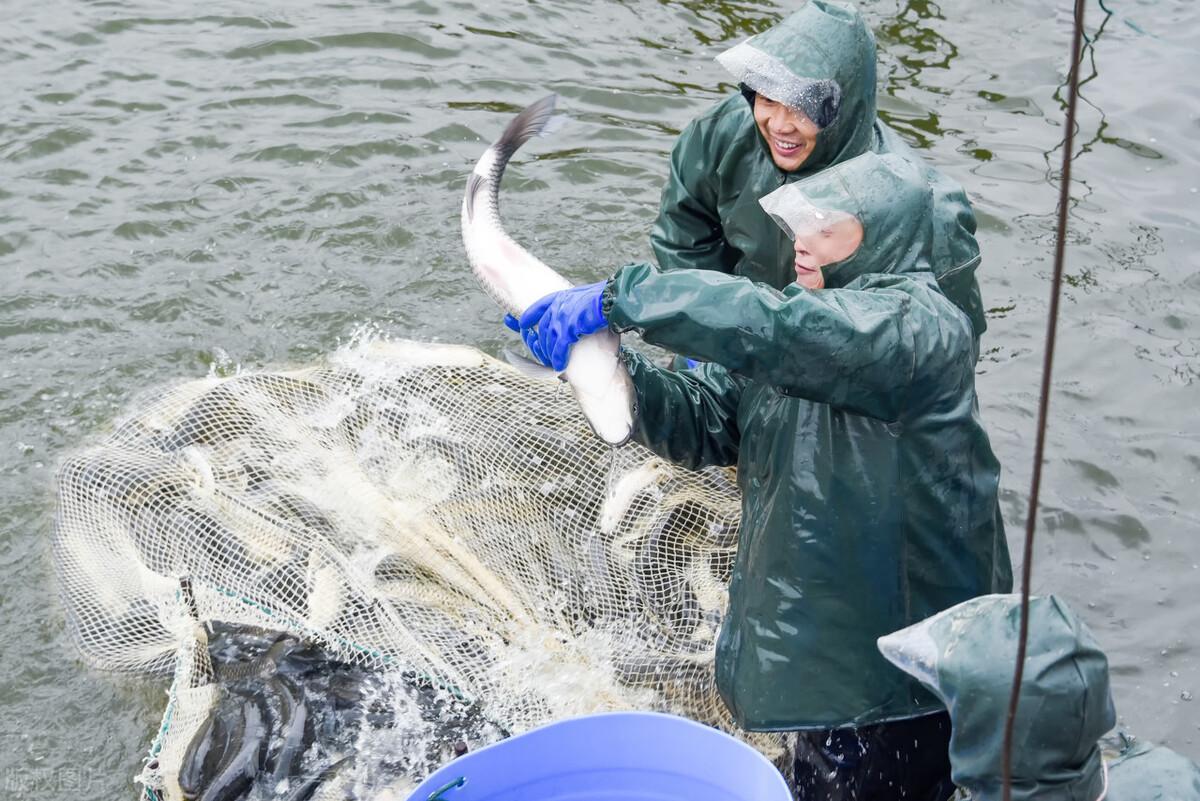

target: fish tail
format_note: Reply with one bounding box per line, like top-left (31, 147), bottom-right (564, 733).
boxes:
top-left (495, 93), bottom-right (558, 158)
top-left (464, 94), bottom-right (559, 223)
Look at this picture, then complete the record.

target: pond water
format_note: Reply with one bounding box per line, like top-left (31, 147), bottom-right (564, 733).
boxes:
top-left (1, 0), bottom-right (1197, 796)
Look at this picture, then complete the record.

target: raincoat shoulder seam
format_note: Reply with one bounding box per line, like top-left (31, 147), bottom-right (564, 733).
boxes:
top-left (856, 273), bottom-right (972, 420)
top-left (939, 253), bottom-right (983, 277)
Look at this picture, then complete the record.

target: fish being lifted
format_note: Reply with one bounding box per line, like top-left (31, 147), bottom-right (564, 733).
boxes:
top-left (461, 95), bottom-right (634, 446)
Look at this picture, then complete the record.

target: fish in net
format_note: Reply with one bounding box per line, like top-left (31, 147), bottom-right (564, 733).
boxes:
top-left (52, 337), bottom-right (787, 798)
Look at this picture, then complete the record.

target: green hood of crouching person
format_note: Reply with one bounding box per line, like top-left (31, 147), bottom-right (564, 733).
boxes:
top-left (1106, 738), bottom-right (1200, 801)
top-left (604, 151), bottom-right (1011, 730)
top-left (650, 0), bottom-right (987, 341)
top-left (878, 594), bottom-right (1200, 801)
top-left (878, 595), bottom-right (1115, 801)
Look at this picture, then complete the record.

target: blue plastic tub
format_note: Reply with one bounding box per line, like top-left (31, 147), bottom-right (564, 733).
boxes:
top-left (405, 711), bottom-right (791, 801)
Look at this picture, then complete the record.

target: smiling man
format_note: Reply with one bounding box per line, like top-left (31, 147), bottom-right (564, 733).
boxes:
top-left (753, 94), bottom-right (823, 172)
top-left (652, 0), bottom-right (988, 352)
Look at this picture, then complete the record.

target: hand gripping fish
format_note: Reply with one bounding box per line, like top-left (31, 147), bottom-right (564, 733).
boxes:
top-left (461, 95), bottom-right (634, 446)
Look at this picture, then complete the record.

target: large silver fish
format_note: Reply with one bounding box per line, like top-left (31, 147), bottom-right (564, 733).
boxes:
top-left (461, 95), bottom-right (634, 446)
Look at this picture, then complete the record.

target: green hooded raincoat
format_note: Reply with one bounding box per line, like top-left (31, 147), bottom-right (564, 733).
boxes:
top-left (878, 594), bottom-right (1200, 801)
top-left (604, 152), bottom-right (1012, 730)
top-left (651, 0), bottom-right (988, 341)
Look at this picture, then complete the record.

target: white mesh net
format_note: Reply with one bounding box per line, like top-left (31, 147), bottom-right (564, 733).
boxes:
top-left (53, 338), bottom-right (785, 798)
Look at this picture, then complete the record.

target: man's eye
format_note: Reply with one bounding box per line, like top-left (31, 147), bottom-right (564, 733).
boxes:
top-left (820, 229), bottom-right (833, 237)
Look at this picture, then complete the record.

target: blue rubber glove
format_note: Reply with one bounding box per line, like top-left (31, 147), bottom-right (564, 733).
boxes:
top-left (503, 281), bottom-right (609, 371)
top-left (684, 358), bottom-right (701, 369)
top-left (503, 312), bottom-right (550, 369)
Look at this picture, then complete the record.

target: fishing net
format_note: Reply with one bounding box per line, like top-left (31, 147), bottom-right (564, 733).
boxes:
top-left (53, 337), bottom-right (786, 798)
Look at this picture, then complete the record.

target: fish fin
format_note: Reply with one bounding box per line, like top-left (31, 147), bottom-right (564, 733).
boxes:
top-left (464, 172), bottom-right (486, 223)
top-left (538, 114), bottom-right (568, 138)
top-left (496, 94), bottom-right (559, 156)
top-left (501, 348), bottom-right (562, 382)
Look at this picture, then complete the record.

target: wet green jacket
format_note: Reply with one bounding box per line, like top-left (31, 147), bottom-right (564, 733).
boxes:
top-left (605, 152), bottom-right (1011, 730)
top-left (878, 594), bottom-right (1200, 801)
top-left (651, 0), bottom-right (987, 340)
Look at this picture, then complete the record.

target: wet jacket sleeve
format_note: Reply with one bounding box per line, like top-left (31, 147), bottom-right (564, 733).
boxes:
top-left (649, 120), bottom-right (740, 275)
top-left (620, 349), bottom-right (745, 471)
top-left (605, 263), bottom-right (970, 424)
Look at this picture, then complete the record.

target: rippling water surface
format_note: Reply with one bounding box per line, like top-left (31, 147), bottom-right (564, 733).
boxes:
top-left (2, 0), bottom-right (1197, 795)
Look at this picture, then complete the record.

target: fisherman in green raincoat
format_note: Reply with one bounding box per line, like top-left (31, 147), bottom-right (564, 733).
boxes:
top-left (506, 151), bottom-right (1012, 800)
top-left (653, 0), bottom-right (988, 348)
top-left (878, 594), bottom-right (1200, 801)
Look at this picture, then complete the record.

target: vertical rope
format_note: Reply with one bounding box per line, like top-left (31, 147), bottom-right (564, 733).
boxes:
top-left (1001, 1), bottom-right (1089, 798)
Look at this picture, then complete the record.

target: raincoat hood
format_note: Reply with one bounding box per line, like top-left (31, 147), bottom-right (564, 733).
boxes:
top-left (759, 151), bottom-right (935, 290)
top-left (877, 594), bottom-right (1115, 801)
top-left (717, 0), bottom-right (877, 175)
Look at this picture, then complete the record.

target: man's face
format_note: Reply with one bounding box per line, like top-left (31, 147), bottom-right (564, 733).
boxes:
top-left (792, 216), bottom-right (863, 290)
top-left (753, 94), bottom-right (821, 172)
